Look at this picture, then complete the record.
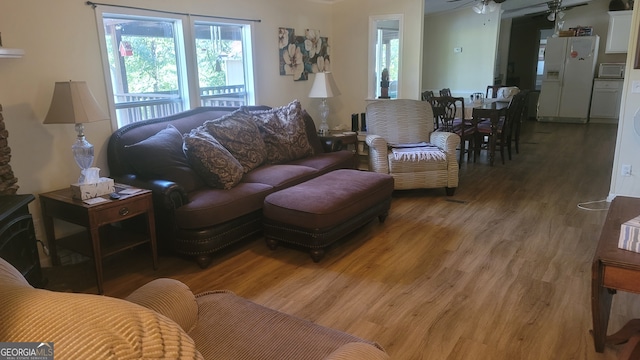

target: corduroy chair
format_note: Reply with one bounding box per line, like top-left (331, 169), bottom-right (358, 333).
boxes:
top-left (365, 99), bottom-right (460, 195)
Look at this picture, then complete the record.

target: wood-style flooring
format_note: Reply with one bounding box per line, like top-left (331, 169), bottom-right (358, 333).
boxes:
top-left (44, 120), bottom-right (639, 359)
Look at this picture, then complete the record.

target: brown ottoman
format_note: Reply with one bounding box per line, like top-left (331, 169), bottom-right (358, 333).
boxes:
top-left (263, 169), bottom-right (394, 262)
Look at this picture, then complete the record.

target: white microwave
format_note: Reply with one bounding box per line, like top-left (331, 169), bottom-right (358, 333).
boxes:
top-left (598, 63), bottom-right (625, 78)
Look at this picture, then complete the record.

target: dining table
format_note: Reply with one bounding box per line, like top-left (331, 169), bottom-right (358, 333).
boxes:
top-left (465, 98), bottom-right (510, 166)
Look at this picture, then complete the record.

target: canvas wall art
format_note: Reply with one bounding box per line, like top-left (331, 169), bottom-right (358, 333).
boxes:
top-left (279, 27), bottom-right (330, 81)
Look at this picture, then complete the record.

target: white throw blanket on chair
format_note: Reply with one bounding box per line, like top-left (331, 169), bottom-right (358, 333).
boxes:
top-left (389, 142), bottom-right (447, 162)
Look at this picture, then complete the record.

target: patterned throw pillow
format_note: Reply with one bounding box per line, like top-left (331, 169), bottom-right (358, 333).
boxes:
top-left (246, 99), bottom-right (314, 164)
top-left (123, 125), bottom-right (204, 192)
top-left (183, 126), bottom-right (244, 189)
top-left (204, 109), bottom-right (267, 173)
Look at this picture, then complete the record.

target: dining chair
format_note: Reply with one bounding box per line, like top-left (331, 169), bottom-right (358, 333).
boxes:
top-left (486, 85), bottom-right (501, 99)
top-left (432, 96), bottom-right (475, 164)
top-left (439, 88), bottom-right (452, 97)
top-left (506, 89), bottom-right (529, 158)
top-left (421, 90), bottom-right (434, 101)
top-left (475, 92), bottom-right (526, 164)
top-left (422, 90), bottom-right (442, 130)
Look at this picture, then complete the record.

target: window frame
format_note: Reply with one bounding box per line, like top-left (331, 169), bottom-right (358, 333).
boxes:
top-left (368, 14), bottom-right (403, 100)
top-left (94, 6), bottom-right (256, 129)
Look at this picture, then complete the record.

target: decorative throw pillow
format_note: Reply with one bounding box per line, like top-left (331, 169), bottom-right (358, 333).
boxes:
top-left (301, 110), bottom-right (324, 155)
top-left (247, 100), bottom-right (314, 164)
top-left (123, 125), bottom-right (204, 192)
top-left (183, 126), bottom-right (244, 189)
top-left (203, 109), bottom-right (267, 173)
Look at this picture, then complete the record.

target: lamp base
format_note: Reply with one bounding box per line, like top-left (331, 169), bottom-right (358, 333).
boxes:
top-left (72, 133), bottom-right (94, 184)
top-left (318, 98), bottom-right (330, 136)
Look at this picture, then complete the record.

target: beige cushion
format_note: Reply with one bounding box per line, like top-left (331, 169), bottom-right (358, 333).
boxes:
top-left (204, 109), bottom-right (267, 173)
top-left (0, 256), bottom-right (30, 288)
top-left (247, 99), bottom-right (314, 164)
top-left (183, 126), bottom-right (244, 189)
top-left (0, 258), bottom-right (202, 360)
top-left (126, 278), bottom-right (199, 333)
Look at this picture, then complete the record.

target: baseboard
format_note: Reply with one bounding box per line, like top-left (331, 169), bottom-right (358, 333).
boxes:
top-left (607, 193), bottom-right (617, 202)
top-left (588, 117), bottom-right (618, 125)
top-left (537, 116), bottom-right (587, 124)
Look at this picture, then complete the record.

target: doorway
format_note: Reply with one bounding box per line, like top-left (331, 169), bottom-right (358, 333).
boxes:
top-left (535, 29), bottom-right (555, 90)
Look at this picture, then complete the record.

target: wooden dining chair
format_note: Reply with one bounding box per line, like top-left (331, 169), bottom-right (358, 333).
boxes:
top-left (421, 90), bottom-right (434, 101)
top-left (475, 92), bottom-right (526, 164)
top-left (506, 89), bottom-right (529, 159)
top-left (486, 85), bottom-right (501, 99)
top-left (439, 88), bottom-right (452, 97)
top-left (432, 96), bottom-right (475, 164)
top-left (422, 91), bottom-right (442, 130)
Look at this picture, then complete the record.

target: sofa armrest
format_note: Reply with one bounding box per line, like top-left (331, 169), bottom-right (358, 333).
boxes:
top-left (113, 174), bottom-right (189, 210)
top-left (318, 136), bottom-right (344, 153)
top-left (323, 342), bottom-right (390, 360)
top-left (365, 134), bottom-right (389, 174)
top-left (126, 278), bottom-right (199, 333)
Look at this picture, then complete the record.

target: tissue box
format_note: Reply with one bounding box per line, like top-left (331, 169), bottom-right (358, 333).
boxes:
top-left (618, 215), bottom-right (640, 253)
top-left (70, 177), bottom-right (115, 200)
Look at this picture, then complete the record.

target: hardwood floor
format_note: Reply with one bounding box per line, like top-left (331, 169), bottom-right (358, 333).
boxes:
top-left (44, 120), bottom-right (638, 359)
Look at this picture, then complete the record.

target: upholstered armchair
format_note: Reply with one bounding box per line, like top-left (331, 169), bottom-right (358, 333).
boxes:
top-left (365, 99), bottom-right (460, 195)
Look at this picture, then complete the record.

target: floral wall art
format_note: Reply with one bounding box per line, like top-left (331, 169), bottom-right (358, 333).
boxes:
top-left (279, 27), bottom-right (330, 81)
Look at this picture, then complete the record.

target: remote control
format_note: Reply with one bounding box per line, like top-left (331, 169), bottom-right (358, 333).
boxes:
top-left (109, 192), bottom-right (121, 200)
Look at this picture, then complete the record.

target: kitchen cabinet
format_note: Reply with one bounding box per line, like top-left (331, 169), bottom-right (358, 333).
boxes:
top-left (589, 79), bottom-right (624, 123)
top-left (606, 11), bottom-right (632, 54)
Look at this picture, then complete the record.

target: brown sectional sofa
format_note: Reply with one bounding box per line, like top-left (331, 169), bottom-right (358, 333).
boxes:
top-left (107, 103), bottom-right (355, 267)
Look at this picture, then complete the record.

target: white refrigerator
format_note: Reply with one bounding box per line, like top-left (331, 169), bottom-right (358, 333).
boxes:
top-left (538, 35), bottom-right (599, 123)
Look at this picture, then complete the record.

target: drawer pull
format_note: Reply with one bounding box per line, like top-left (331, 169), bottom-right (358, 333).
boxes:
top-left (119, 207), bottom-right (129, 216)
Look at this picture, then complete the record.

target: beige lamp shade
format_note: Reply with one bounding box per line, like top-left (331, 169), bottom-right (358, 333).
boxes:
top-left (43, 81), bottom-right (109, 125)
top-left (308, 72), bottom-right (341, 98)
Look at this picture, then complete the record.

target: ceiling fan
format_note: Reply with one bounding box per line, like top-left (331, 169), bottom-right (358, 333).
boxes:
top-left (519, 0), bottom-right (588, 19)
top-left (470, 0), bottom-right (508, 14)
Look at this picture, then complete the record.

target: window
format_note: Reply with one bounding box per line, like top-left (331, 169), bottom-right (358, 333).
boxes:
top-left (194, 22), bottom-right (254, 108)
top-left (368, 15), bottom-right (402, 100)
top-left (96, 7), bottom-right (255, 128)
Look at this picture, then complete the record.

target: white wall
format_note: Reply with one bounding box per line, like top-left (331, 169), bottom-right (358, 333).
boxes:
top-left (329, 0), bottom-right (425, 130)
top-left (610, 5), bottom-right (640, 199)
top-left (0, 0), bottom-right (423, 264)
top-left (0, 0), bottom-right (333, 264)
top-left (422, 5), bottom-right (501, 98)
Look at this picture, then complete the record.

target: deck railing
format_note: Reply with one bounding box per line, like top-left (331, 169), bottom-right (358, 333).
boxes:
top-left (115, 85), bottom-right (247, 126)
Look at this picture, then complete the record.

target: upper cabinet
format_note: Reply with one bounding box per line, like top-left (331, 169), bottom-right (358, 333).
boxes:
top-left (606, 10), bottom-right (633, 54)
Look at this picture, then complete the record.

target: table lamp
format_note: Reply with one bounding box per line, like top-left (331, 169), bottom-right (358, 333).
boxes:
top-left (43, 81), bottom-right (109, 183)
top-left (308, 72), bottom-right (341, 136)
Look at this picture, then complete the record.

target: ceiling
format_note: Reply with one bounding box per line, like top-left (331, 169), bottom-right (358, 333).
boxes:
top-left (424, 0), bottom-right (593, 18)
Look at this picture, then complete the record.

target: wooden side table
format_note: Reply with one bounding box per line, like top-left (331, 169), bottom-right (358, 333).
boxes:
top-left (39, 187), bottom-right (157, 294)
top-left (328, 131), bottom-right (369, 170)
top-left (592, 196), bottom-right (640, 354)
